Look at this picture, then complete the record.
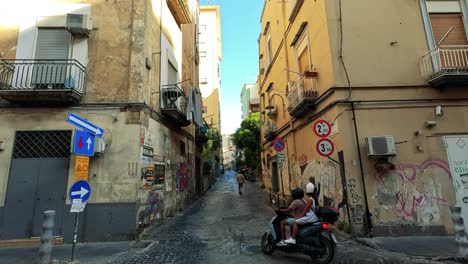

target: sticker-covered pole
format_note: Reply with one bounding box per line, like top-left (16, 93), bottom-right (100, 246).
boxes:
top-left (70, 213), bottom-right (79, 261)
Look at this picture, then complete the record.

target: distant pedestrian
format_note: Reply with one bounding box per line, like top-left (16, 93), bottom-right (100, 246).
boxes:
top-left (236, 171), bottom-right (245, 195)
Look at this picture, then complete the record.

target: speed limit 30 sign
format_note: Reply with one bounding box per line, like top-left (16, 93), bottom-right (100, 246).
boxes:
top-left (316, 138), bottom-right (335, 157)
top-left (313, 120), bottom-right (332, 138)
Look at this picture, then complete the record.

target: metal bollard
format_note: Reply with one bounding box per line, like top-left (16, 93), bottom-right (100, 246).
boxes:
top-left (38, 210), bottom-right (56, 264)
top-left (451, 207), bottom-right (468, 256)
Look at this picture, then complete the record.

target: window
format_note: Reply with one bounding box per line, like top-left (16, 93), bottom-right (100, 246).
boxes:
top-left (266, 32), bottom-right (272, 68)
top-left (202, 106), bottom-right (207, 113)
top-left (168, 61), bottom-right (178, 84)
top-left (294, 27), bottom-right (311, 74)
top-left (32, 29), bottom-right (71, 88)
top-left (180, 140), bottom-right (186, 155)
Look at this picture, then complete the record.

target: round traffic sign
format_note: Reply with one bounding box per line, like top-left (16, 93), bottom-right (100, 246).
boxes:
top-left (313, 120), bottom-right (332, 138)
top-left (316, 138), bottom-right (335, 157)
top-left (273, 138), bottom-right (286, 152)
top-left (69, 180), bottom-right (91, 203)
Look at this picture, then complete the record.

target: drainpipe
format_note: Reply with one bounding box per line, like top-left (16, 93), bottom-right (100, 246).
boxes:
top-left (351, 102), bottom-right (372, 234)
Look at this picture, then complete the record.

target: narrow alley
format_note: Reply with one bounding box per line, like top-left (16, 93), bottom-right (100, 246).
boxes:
top-left (0, 171), bottom-right (463, 263)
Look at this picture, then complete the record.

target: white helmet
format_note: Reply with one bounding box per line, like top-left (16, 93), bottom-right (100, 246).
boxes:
top-left (306, 182), bottom-right (315, 194)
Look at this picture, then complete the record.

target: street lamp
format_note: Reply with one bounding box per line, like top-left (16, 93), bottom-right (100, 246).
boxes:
top-left (266, 93), bottom-right (286, 118)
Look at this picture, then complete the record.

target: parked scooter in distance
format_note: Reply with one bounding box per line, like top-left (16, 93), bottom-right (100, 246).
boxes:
top-left (261, 209), bottom-right (337, 264)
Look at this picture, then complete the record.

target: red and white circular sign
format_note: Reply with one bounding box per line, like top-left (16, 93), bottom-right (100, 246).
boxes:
top-left (316, 138), bottom-right (335, 157)
top-left (313, 120), bottom-right (332, 138)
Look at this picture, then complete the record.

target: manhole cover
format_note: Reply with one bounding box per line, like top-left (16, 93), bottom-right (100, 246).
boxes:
top-left (457, 139), bottom-right (467, 149)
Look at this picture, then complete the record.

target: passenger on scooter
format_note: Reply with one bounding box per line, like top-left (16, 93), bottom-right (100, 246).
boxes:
top-left (283, 182), bottom-right (319, 245)
top-left (275, 187), bottom-right (306, 246)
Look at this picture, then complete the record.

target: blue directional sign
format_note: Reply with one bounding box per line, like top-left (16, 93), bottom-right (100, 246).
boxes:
top-left (69, 180), bottom-right (91, 203)
top-left (67, 112), bottom-right (104, 138)
top-left (73, 130), bottom-right (95, 156)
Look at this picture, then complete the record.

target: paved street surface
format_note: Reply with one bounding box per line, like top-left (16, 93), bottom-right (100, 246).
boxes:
top-left (0, 170), bottom-right (463, 264)
top-left (106, 170), bottom-right (462, 264)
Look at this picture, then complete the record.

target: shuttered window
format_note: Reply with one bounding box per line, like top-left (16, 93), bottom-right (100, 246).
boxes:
top-left (429, 13), bottom-right (468, 45)
top-left (35, 29), bottom-right (70, 60)
top-left (298, 48), bottom-right (309, 73)
top-left (32, 29), bottom-right (70, 88)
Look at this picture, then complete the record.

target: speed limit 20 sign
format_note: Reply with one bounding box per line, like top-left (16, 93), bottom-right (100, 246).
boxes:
top-left (313, 120), bottom-right (332, 138)
top-left (316, 138), bottom-right (335, 157)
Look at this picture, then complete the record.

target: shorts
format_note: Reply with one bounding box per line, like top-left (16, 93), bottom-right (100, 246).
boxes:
top-left (287, 218), bottom-right (295, 225)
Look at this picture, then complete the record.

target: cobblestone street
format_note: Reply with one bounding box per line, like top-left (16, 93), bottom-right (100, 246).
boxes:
top-left (106, 171), bottom-right (462, 264)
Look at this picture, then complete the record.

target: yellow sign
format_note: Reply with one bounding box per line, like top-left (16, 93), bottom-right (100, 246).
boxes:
top-left (74, 155), bottom-right (89, 181)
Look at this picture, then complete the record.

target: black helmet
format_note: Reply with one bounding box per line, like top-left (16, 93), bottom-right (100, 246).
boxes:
top-left (291, 187), bottom-right (304, 200)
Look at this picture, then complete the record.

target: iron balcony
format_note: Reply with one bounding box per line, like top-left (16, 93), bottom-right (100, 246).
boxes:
top-left (0, 59), bottom-right (86, 105)
top-left (420, 45), bottom-right (468, 87)
top-left (287, 75), bottom-right (318, 118)
top-left (160, 84), bottom-right (190, 127)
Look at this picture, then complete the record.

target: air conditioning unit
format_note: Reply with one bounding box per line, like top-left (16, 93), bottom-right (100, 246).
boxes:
top-left (365, 136), bottom-right (396, 158)
top-left (66, 14), bottom-right (92, 38)
top-left (94, 137), bottom-right (106, 156)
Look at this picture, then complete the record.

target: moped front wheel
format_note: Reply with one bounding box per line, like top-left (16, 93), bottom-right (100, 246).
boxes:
top-left (260, 232), bottom-right (275, 255)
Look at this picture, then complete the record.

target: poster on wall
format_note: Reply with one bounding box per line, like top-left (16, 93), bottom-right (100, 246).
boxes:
top-left (153, 164), bottom-right (165, 190)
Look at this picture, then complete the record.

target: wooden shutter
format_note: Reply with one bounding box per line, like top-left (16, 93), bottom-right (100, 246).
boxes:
top-left (429, 13), bottom-right (468, 45)
top-left (298, 47), bottom-right (309, 73)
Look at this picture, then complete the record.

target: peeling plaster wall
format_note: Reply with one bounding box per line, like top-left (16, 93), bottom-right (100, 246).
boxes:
top-left (0, 108), bottom-right (140, 207)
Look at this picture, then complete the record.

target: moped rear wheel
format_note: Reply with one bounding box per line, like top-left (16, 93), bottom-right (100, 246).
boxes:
top-left (261, 232), bottom-right (275, 255)
top-left (310, 236), bottom-right (335, 264)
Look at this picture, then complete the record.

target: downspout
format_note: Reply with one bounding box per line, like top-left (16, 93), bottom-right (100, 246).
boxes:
top-left (158, 0), bottom-right (164, 112)
top-left (351, 102), bottom-right (372, 233)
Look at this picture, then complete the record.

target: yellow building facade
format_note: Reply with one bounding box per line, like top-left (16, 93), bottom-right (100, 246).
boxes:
top-left (259, 0), bottom-right (468, 236)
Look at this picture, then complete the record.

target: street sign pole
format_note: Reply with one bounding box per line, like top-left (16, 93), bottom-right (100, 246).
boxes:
top-left (71, 212), bottom-right (79, 261)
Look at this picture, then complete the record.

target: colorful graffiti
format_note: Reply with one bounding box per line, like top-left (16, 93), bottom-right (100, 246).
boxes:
top-left (177, 162), bottom-right (188, 192)
top-left (375, 159), bottom-right (453, 223)
top-left (138, 190), bottom-right (162, 228)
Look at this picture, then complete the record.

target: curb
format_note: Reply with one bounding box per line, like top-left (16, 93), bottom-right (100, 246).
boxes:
top-left (354, 238), bottom-right (380, 250)
top-left (355, 238), bottom-right (468, 263)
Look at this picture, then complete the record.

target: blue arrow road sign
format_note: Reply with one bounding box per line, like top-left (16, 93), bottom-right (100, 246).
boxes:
top-left (73, 130), bottom-right (95, 156)
top-left (69, 180), bottom-right (91, 203)
top-left (67, 112), bottom-right (104, 138)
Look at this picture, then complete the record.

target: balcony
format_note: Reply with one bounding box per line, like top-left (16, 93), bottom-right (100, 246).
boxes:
top-left (287, 76), bottom-right (318, 118)
top-left (420, 45), bottom-right (468, 87)
top-left (263, 121), bottom-right (277, 141)
top-left (160, 84), bottom-right (190, 127)
top-left (0, 59), bottom-right (86, 105)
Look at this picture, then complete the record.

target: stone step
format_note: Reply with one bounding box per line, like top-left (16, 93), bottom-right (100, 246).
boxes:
top-left (0, 237), bottom-right (63, 247)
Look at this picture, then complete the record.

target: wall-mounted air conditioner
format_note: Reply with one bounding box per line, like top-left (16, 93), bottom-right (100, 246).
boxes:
top-left (365, 136), bottom-right (396, 158)
top-left (66, 14), bottom-right (92, 38)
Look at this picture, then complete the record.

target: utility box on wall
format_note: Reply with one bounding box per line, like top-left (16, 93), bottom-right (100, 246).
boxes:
top-left (365, 136), bottom-right (396, 158)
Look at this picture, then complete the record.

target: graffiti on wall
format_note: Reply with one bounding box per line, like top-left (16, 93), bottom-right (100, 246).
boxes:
top-left (138, 190), bottom-right (163, 227)
top-left (348, 178), bottom-right (361, 205)
top-left (375, 159), bottom-right (452, 224)
top-left (177, 162), bottom-right (189, 192)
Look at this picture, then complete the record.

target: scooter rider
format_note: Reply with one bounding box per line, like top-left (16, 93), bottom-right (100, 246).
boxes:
top-left (275, 187), bottom-right (306, 246)
top-left (284, 182), bottom-right (319, 245)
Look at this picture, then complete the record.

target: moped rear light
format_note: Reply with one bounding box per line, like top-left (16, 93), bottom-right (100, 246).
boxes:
top-left (321, 223), bottom-right (330, 229)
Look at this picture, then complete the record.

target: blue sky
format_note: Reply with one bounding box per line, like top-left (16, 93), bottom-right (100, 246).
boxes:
top-left (200, 0), bottom-right (263, 135)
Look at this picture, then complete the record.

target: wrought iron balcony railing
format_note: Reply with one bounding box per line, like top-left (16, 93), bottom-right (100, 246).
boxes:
top-left (287, 75), bottom-right (318, 118)
top-left (160, 84), bottom-right (190, 127)
top-left (0, 59), bottom-right (87, 93)
top-left (420, 45), bottom-right (468, 87)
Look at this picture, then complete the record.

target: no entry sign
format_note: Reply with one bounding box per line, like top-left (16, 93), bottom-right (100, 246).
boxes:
top-left (316, 138), bottom-right (335, 157)
top-left (273, 138), bottom-right (286, 152)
